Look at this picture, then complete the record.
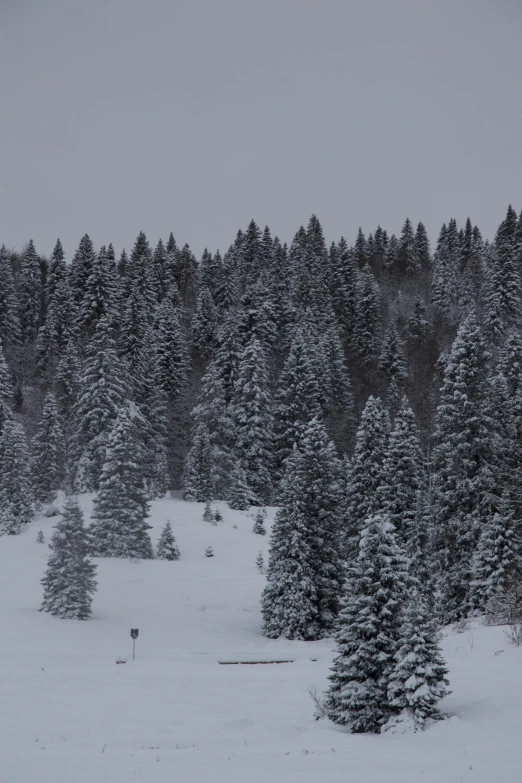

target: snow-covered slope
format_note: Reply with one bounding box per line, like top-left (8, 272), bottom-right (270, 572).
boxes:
top-left (1, 495), bottom-right (521, 783)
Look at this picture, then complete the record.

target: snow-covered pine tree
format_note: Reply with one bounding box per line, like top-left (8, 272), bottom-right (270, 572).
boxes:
top-left (36, 275), bottom-right (78, 376)
top-left (191, 286), bottom-right (219, 358)
top-left (0, 419), bottom-right (32, 535)
top-left (156, 521), bottom-right (180, 561)
top-left (32, 393), bottom-right (65, 505)
top-left (0, 245), bottom-right (21, 348)
top-left (36, 530), bottom-right (45, 544)
top-left (273, 323), bottom-right (322, 478)
top-left (431, 312), bottom-right (500, 621)
top-left (184, 360), bottom-right (234, 501)
top-left (132, 342), bottom-right (169, 498)
top-left (68, 234), bottom-right (96, 308)
top-left (203, 501), bottom-right (213, 522)
top-left (152, 299), bottom-right (189, 404)
top-left (230, 337), bottom-right (273, 504)
top-left (253, 507), bottom-right (267, 535)
top-left (90, 405), bottom-right (153, 559)
top-left (354, 263), bottom-right (380, 360)
top-left (80, 244), bottom-right (120, 332)
top-left (151, 298), bottom-right (190, 486)
top-left (227, 461), bottom-right (255, 510)
top-left (69, 317), bottom-right (128, 492)
top-left (18, 239), bottom-right (42, 344)
top-left (205, 545), bottom-right (214, 558)
top-left (470, 492), bottom-right (522, 612)
top-left (183, 422), bottom-right (215, 502)
top-left (325, 514), bottom-right (410, 733)
top-left (431, 219), bottom-right (461, 318)
top-left (482, 205), bottom-right (522, 338)
top-left (40, 497), bottom-right (97, 619)
top-left (54, 339), bottom-right (82, 422)
top-left (261, 417), bottom-right (344, 639)
top-left (256, 551), bottom-right (265, 573)
top-left (0, 342), bottom-right (13, 403)
top-left (344, 396), bottom-right (390, 556)
top-left (45, 239), bottom-right (67, 309)
top-left (385, 594), bottom-right (450, 732)
top-left (379, 325), bottom-right (407, 385)
top-left (378, 397), bottom-right (425, 552)
top-left (119, 278), bottom-right (151, 373)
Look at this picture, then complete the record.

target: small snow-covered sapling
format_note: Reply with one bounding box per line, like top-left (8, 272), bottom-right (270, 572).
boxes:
top-left (213, 508), bottom-right (223, 523)
top-left (256, 551), bottom-right (265, 573)
top-left (203, 502), bottom-right (213, 523)
top-left (253, 508), bottom-right (267, 535)
top-left (156, 521), bottom-right (180, 561)
top-left (36, 530), bottom-right (45, 544)
top-left (205, 546), bottom-right (214, 558)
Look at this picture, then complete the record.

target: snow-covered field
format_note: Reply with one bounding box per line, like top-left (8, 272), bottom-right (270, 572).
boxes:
top-left (1, 496), bottom-right (521, 783)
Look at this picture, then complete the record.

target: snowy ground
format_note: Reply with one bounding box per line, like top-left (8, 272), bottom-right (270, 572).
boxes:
top-left (1, 496), bottom-right (522, 783)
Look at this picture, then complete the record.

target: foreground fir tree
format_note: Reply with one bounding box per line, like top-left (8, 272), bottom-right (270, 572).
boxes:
top-left (40, 497), bottom-right (97, 620)
top-left (261, 418), bottom-right (344, 640)
top-left (385, 595), bottom-right (450, 732)
top-left (32, 393), bottom-right (65, 505)
top-left (0, 419), bottom-right (32, 535)
top-left (90, 406), bottom-right (153, 559)
top-left (156, 521), bottom-right (180, 561)
top-left (326, 514), bottom-right (410, 733)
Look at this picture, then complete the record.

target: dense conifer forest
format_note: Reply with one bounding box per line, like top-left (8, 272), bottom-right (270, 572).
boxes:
top-left (2, 207), bottom-right (522, 730)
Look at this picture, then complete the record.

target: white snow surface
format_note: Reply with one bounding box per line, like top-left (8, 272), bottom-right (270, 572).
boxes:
top-left (1, 494), bottom-right (522, 782)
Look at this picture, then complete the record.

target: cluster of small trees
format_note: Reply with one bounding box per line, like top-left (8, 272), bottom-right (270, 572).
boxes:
top-left (40, 506), bottom-right (181, 620)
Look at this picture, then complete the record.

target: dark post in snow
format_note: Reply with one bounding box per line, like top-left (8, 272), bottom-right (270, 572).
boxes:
top-left (130, 628), bottom-right (139, 660)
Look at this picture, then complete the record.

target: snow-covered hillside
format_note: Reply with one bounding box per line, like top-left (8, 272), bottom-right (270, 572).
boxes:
top-left (1, 496), bottom-right (521, 783)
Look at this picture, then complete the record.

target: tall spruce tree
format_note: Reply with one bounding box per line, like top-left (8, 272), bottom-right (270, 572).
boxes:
top-left (378, 397), bottom-right (425, 552)
top-left (344, 396), bottom-right (390, 556)
top-left (40, 497), bottom-right (97, 620)
top-left (69, 317), bottom-right (128, 492)
top-left (90, 405), bottom-right (153, 559)
top-left (32, 393), bottom-right (65, 505)
top-left (230, 337), bottom-right (273, 504)
top-left (431, 312), bottom-right (500, 621)
top-left (0, 419), bottom-right (32, 535)
top-left (273, 324), bottom-right (322, 478)
top-left (0, 245), bottom-right (21, 348)
top-left (261, 418), bottom-right (344, 639)
top-left (18, 239), bottom-right (42, 344)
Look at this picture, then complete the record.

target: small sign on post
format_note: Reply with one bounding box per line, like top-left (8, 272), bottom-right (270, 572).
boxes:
top-left (130, 628), bottom-right (139, 660)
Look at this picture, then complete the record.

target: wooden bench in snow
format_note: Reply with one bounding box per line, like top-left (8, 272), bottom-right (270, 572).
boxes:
top-left (218, 657), bottom-right (294, 665)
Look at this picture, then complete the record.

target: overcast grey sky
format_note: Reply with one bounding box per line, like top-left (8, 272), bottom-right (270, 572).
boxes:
top-left (0, 0), bottom-right (521, 259)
